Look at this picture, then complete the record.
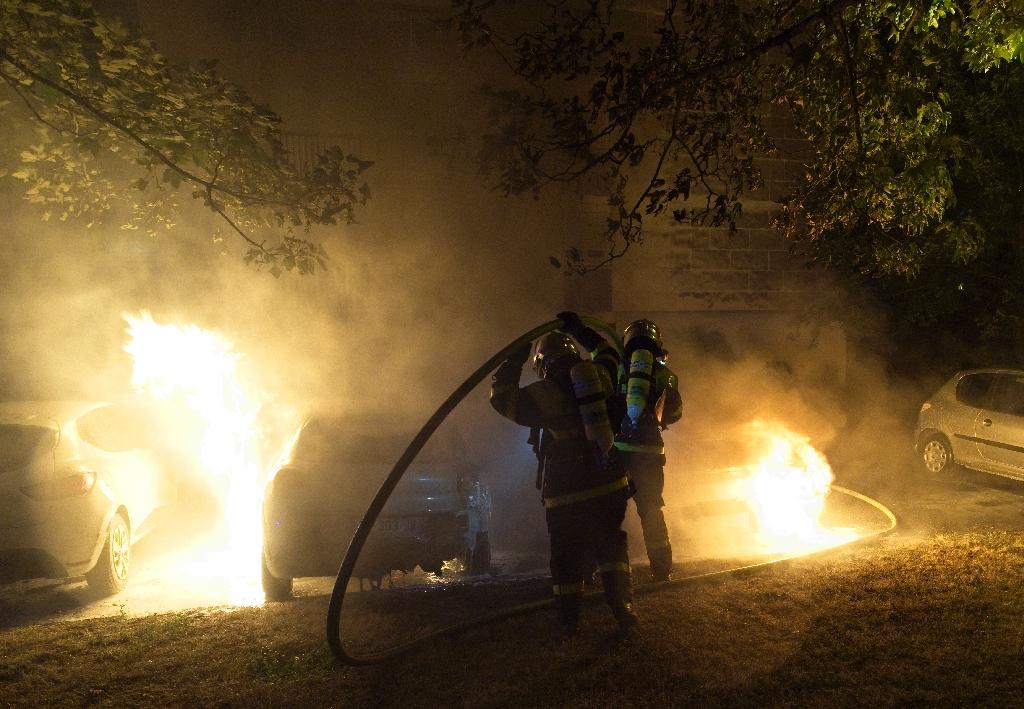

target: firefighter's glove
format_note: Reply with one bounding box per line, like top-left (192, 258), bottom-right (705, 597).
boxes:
top-left (508, 341), bottom-right (532, 367)
top-left (494, 342), bottom-right (531, 386)
top-left (556, 311), bottom-right (585, 337)
top-left (493, 360), bottom-right (523, 386)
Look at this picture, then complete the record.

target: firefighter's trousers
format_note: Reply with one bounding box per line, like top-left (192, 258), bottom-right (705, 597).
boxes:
top-left (629, 457), bottom-right (673, 578)
top-left (546, 489), bottom-right (631, 625)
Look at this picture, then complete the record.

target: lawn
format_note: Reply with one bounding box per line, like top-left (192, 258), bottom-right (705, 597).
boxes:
top-left (4, 529), bottom-right (1024, 708)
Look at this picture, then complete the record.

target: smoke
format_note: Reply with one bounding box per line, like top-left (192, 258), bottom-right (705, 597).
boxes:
top-left (0, 0), bottom-right (938, 594)
top-left (628, 289), bottom-right (934, 560)
top-left (0, 0), bottom-right (588, 578)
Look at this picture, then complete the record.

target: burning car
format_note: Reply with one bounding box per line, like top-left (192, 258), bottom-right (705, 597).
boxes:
top-left (916, 368), bottom-right (1024, 478)
top-left (261, 415), bottom-right (491, 599)
top-left (0, 401), bottom-right (176, 594)
top-left (663, 421), bottom-right (848, 557)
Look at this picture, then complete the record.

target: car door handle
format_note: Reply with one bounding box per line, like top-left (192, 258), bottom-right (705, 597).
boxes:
top-left (982, 418), bottom-right (993, 426)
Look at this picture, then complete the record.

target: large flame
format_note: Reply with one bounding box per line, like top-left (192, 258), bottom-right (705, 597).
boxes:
top-left (123, 312), bottom-right (267, 605)
top-left (742, 420), bottom-right (856, 553)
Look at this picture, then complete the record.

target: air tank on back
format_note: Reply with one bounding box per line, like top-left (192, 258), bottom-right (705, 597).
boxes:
top-left (570, 360), bottom-right (614, 454)
top-left (625, 348), bottom-right (655, 424)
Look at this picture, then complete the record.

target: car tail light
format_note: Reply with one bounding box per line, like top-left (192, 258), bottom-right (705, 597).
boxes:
top-left (21, 468), bottom-right (97, 500)
top-left (267, 465), bottom-right (304, 494)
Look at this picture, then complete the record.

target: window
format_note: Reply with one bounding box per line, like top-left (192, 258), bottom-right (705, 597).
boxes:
top-left (77, 406), bottom-right (150, 452)
top-left (956, 373), bottom-right (997, 409)
top-left (293, 417), bottom-right (466, 466)
top-left (991, 375), bottom-right (1024, 416)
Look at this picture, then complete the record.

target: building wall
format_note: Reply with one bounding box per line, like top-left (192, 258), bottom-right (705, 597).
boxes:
top-left (127, 1), bottom-right (845, 382)
top-left (564, 104), bottom-right (846, 383)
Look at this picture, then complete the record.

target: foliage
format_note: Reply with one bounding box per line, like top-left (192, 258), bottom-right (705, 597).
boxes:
top-left (453, 0), bottom-right (1024, 339)
top-left (0, 0), bottom-right (371, 275)
top-left (781, 0), bottom-right (1024, 340)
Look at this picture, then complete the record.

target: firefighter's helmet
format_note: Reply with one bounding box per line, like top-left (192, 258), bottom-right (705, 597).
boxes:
top-left (623, 319), bottom-right (663, 356)
top-left (532, 332), bottom-right (580, 378)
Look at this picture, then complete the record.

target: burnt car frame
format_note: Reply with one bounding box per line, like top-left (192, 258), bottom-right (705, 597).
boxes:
top-left (261, 414), bottom-right (491, 599)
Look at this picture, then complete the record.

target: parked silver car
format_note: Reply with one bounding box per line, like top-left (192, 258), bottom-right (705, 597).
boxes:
top-left (915, 369), bottom-right (1024, 478)
top-left (0, 401), bottom-right (176, 594)
top-left (261, 415), bottom-right (491, 600)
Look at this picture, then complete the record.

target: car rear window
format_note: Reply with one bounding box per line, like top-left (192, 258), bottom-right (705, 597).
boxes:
top-left (76, 405), bottom-right (151, 452)
top-left (0, 425), bottom-right (58, 472)
top-left (991, 375), bottom-right (1024, 416)
top-left (956, 373), bottom-right (997, 408)
top-left (292, 420), bottom-right (461, 465)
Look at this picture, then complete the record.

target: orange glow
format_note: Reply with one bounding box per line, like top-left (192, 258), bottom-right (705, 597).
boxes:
top-left (742, 420), bottom-right (857, 553)
top-left (123, 312), bottom-right (269, 605)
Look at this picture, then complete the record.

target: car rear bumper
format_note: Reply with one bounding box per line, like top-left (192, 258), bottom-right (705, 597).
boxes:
top-left (0, 548), bottom-right (70, 582)
top-left (263, 498), bottom-right (468, 579)
top-left (0, 492), bottom-right (110, 579)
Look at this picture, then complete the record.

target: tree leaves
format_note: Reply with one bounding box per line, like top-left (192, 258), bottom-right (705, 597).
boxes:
top-left (459, 0), bottom-right (1024, 340)
top-left (0, 0), bottom-right (371, 275)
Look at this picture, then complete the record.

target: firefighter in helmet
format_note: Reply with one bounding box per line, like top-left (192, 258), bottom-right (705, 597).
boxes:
top-left (615, 319), bottom-right (682, 582)
top-left (490, 312), bottom-right (637, 636)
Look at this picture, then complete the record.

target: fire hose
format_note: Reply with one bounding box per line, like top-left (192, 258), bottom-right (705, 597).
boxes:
top-left (325, 320), bottom-right (898, 666)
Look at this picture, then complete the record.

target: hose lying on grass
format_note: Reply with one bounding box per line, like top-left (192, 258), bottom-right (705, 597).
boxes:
top-left (325, 321), bottom-right (898, 666)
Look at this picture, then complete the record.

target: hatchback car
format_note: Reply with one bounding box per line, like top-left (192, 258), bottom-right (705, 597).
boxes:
top-left (261, 415), bottom-right (491, 599)
top-left (915, 369), bottom-right (1024, 478)
top-left (0, 401), bottom-right (175, 594)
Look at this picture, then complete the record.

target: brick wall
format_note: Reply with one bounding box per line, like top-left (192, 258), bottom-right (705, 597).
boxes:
top-left (566, 105), bottom-right (832, 317)
top-left (571, 200), bottom-right (831, 314)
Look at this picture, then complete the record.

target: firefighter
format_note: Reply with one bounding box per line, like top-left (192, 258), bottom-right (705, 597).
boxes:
top-left (615, 319), bottom-right (682, 582)
top-left (490, 313), bottom-right (637, 637)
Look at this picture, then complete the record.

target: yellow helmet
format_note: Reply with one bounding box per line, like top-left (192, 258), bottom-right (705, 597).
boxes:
top-left (623, 319), bottom-right (663, 356)
top-left (532, 332), bottom-right (580, 378)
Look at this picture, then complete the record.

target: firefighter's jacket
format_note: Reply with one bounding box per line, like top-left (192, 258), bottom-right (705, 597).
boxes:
top-left (613, 359), bottom-right (682, 462)
top-left (491, 329), bottom-right (626, 509)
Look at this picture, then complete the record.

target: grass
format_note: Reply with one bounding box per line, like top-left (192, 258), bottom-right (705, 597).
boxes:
top-left (4, 529), bottom-right (1024, 708)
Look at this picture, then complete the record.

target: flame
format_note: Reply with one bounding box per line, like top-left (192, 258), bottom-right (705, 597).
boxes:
top-left (123, 312), bottom-right (267, 605)
top-left (742, 420), bottom-right (856, 553)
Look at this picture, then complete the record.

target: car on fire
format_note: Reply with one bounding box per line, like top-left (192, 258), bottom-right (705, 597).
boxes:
top-left (916, 369), bottom-right (1024, 478)
top-left (0, 401), bottom-right (176, 594)
top-left (260, 414), bottom-right (491, 599)
top-left (664, 431), bottom-right (759, 534)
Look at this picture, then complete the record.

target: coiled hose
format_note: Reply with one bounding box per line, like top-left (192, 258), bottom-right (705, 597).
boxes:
top-left (325, 320), bottom-right (898, 665)
top-left (326, 319), bottom-right (563, 665)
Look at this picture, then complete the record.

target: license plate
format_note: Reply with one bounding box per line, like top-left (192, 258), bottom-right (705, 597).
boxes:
top-left (378, 516), bottom-right (425, 537)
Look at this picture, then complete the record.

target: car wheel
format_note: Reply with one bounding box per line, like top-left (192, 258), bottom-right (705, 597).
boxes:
top-left (921, 434), bottom-right (956, 476)
top-left (261, 551), bottom-right (292, 601)
top-left (85, 512), bottom-right (130, 595)
top-left (469, 531), bottom-right (491, 575)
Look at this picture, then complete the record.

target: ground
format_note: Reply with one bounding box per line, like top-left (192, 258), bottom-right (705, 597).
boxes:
top-left (3, 457), bottom-right (1024, 707)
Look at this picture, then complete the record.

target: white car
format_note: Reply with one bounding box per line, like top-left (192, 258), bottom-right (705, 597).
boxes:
top-left (0, 401), bottom-right (176, 594)
top-left (915, 369), bottom-right (1024, 478)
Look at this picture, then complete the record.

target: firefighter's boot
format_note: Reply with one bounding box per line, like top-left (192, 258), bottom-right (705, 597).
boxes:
top-left (555, 593), bottom-right (581, 638)
top-left (649, 544), bottom-right (673, 582)
top-left (601, 567), bottom-right (638, 633)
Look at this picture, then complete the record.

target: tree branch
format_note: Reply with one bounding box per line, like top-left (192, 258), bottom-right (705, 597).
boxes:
top-left (889, 3), bottom-right (924, 63)
top-left (835, 13), bottom-right (864, 151)
top-left (677, 0), bottom-right (863, 83)
top-left (0, 48), bottom-right (301, 212)
top-left (206, 154), bottom-right (267, 253)
top-left (0, 67), bottom-right (69, 135)
top-left (627, 93), bottom-right (681, 218)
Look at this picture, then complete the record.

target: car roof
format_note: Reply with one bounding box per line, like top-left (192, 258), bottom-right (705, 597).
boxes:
top-left (301, 410), bottom-right (459, 435)
top-left (955, 368), bottom-right (1024, 377)
top-left (0, 401), bottom-right (108, 427)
